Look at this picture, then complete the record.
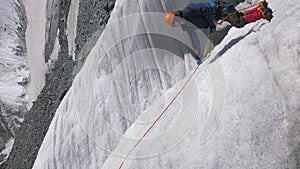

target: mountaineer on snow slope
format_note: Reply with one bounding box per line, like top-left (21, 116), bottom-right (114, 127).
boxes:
top-left (164, 0), bottom-right (273, 65)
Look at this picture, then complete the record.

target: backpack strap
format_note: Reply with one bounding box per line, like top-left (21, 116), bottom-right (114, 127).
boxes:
top-left (217, 1), bottom-right (234, 19)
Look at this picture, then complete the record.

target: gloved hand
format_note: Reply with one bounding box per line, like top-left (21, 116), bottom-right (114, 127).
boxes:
top-left (196, 59), bottom-right (202, 65)
top-left (209, 24), bottom-right (216, 33)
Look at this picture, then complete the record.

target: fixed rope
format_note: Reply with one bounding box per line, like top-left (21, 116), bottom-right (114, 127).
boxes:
top-left (118, 64), bottom-right (200, 169)
top-left (118, 1), bottom-right (269, 168)
top-left (118, 32), bottom-right (214, 169)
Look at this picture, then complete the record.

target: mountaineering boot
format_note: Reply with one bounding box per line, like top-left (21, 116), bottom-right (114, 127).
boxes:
top-left (196, 59), bottom-right (202, 65)
top-left (260, 0), bottom-right (269, 9)
top-left (258, 0), bottom-right (273, 22)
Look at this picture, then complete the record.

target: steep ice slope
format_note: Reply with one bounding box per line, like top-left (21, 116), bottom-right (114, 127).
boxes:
top-left (24, 0), bottom-right (48, 108)
top-left (101, 0), bottom-right (300, 168)
top-left (33, 0), bottom-right (198, 168)
top-left (0, 0), bottom-right (27, 108)
top-left (0, 0), bottom-right (27, 164)
top-left (34, 0), bottom-right (300, 168)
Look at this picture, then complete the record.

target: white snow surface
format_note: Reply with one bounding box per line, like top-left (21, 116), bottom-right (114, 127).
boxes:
top-left (67, 0), bottom-right (79, 60)
top-left (24, 0), bottom-right (48, 109)
top-left (0, 0), bottom-right (28, 107)
top-left (34, 0), bottom-right (300, 169)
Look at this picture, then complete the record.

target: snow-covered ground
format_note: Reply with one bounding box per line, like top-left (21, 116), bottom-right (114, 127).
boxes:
top-left (0, 0), bottom-right (50, 110)
top-left (67, 0), bottom-right (79, 59)
top-left (0, 0), bottom-right (61, 164)
top-left (0, 0), bottom-right (27, 164)
top-left (0, 0), bottom-right (27, 108)
top-left (24, 0), bottom-right (48, 109)
top-left (33, 0), bottom-right (300, 168)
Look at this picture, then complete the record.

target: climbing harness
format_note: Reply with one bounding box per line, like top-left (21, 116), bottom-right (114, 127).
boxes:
top-left (118, 32), bottom-right (214, 169)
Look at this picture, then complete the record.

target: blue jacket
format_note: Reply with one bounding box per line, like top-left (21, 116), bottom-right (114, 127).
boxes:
top-left (176, 2), bottom-right (218, 29)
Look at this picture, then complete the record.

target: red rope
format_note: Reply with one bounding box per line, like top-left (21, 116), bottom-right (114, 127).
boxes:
top-left (118, 1), bottom-right (268, 168)
top-left (118, 64), bottom-right (200, 169)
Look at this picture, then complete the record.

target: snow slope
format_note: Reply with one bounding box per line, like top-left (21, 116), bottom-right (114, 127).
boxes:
top-left (0, 0), bottom-right (27, 107)
top-left (24, 0), bottom-right (48, 109)
top-left (0, 0), bottom-right (27, 164)
top-left (34, 0), bottom-right (300, 168)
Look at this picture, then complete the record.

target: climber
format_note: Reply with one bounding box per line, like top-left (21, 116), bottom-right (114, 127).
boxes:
top-left (164, 0), bottom-right (273, 65)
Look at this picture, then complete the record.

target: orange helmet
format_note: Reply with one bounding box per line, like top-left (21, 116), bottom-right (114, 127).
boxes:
top-left (164, 12), bottom-right (176, 26)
